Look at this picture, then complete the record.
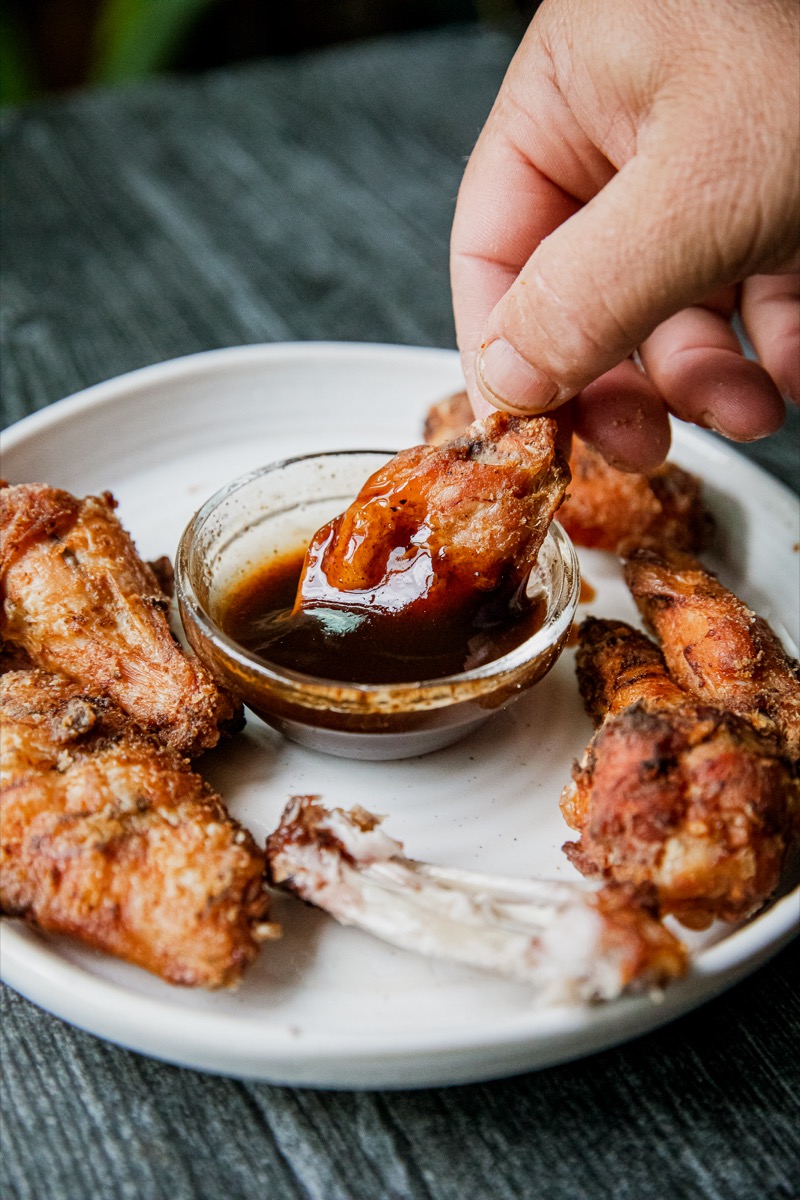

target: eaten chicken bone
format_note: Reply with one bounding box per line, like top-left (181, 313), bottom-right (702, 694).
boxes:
top-left (624, 546), bottom-right (800, 760)
top-left (294, 411), bottom-right (570, 625)
top-left (422, 391), bottom-right (711, 555)
top-left (1, 669), bottom-right (277, 988)
top-left (0, 482), bottom-right (242, 756)
top-left (561, 618), bottom-right (799, 929)
top-left (267, 795), bottom-right (687, 1003)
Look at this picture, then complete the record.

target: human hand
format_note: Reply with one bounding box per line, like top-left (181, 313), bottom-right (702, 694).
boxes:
top-left (450, 0), bottom-right (800, 470)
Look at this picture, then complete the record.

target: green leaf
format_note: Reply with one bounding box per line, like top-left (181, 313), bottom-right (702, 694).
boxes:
top-left (90, 0), bottom-right (215, 83)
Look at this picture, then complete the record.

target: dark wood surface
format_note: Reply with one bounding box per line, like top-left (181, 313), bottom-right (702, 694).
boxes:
top-left (1, 26), bottom-right (798, 1200)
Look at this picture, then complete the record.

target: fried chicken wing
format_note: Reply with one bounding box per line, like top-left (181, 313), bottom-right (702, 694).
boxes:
top-left (0, 483), bottom-right (242, 756)
top-left (560, 438), bottom-right (711, 554)
top-left (561, 619), bottom-right (799, 928)
top-left (267, 795), bottom-right (687, 1001)
top-left (296, 411), bottom-right (570, 624)
top-left (1, 669), bottom-right (276, 987)
top-left (624, 546), bottom-right (800, 758)
top-left (422, 394), bottom-right (711, 554)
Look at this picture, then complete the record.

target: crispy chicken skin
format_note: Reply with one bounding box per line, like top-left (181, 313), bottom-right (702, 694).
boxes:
top-left (560, 438), bottom-right (711, 554)
top-left (624, 546), bottom-right (800, 758)
top-left (422, 393), bottom-right (711, 554)
top-left (267, 795), bottom-right (687, 1000)
top-left (562, 619), bottom-right (799, 928)
top-left (0, 483), bottom-right (242, 756)
top-left (1, 669), bottom-right (275, 987)
top-left (296, 411), bottom-right (570, 621)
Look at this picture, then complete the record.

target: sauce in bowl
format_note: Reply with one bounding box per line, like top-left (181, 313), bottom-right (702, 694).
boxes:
top-left (219, 546), bottom-right (547, 685)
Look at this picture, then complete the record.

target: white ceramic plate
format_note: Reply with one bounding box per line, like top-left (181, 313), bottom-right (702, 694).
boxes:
top-left (1, 342), bottom-right (798, 1089)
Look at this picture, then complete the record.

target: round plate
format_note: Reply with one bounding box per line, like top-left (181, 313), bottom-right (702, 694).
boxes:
top-left (2, 342), bottom-right (798, 1089)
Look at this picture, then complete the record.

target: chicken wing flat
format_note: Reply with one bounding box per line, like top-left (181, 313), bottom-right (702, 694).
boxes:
top-left (0, 483), bottom-right (242, 756)
top-left (1, 669), bottom-right (276, 987)
top-left (267, 795), bottom-right (687, 1002)
top-left (422, 394), bottom-right (710, 554)
top-left (624, 546), bottom-right (800, 758)
top-left (561, 618), bottom-right (799, 928)
top-left (296, 411), bottom-right (570, 624)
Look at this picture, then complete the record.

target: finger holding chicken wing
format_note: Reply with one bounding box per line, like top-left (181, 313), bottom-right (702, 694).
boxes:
top-left (0, 483), bottom-right (242, 756)
top-left (1, 669), bottom-right (276, 988)
top-left (624, 546), bottom-right (800, 758)
top-left (561, 619), bottom-right (799, 929)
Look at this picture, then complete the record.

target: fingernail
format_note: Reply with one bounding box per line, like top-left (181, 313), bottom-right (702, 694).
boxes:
top-left (698, 410), bottom-right (736, 438)
top-left (475, 339), bottom-right (558, 413)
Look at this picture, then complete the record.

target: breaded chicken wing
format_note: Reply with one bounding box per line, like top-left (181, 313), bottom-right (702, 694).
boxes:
top-left (296, 411), bottom-right (570, 624)
top-left (624, 547), bottom-right (800, 758)
top-left (561, 619), bottom-right (799, 928)
top-left (0, 483), bottom-right (242, 756)
top-left (422, 394), bottom-right (711, 554)
top-left (267, 795), bottom-right (687, 1001)
top-left (1, 669), bottom-right (276, 987)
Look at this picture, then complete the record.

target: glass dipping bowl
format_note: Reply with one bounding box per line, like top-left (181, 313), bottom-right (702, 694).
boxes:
top-left (176, 451), bottom-right (580, 761)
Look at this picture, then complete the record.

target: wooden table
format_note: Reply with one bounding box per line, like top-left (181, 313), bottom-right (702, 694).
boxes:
top-left (2, 26), bottom-right (798, 1200)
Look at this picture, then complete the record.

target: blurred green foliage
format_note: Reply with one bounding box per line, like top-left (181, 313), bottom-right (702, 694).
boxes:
top-left (0, 0), bottom-right (532, 105)
top-left (89, 0), bottom-right (215, 84)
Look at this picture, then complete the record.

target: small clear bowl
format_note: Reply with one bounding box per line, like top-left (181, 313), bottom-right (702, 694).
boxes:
top-left (176, 451), bottom-right (580, 761)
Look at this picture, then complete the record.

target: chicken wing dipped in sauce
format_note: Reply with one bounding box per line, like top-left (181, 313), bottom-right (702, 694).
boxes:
top-left (422, 393), bottom-right (711, 555)
top-left (1, 669), bottom-right (276, 987)
top-left (624, 547), bottom-right (800, 759)
top-left (267, 795), bottom-right (687, 1003)
top-left (0, 483), bottom-right (242, 756)
top-left (561, 618), bottom-right (799, 928)
top-left (297, 411), bottom-right (568, 619)
top-left (243, 413), bottom-right (570, 682)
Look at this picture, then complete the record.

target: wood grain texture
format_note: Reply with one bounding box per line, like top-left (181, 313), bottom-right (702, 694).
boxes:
top-left (1, 25), bottom-right (798, 1200)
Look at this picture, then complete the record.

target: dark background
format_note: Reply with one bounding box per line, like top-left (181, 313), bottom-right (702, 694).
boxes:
top-left (2, 0), bottom-right (539, 101)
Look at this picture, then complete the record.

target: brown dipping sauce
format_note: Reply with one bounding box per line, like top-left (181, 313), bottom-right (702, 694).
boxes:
top-left (220, 547), bottom-right (547, 685)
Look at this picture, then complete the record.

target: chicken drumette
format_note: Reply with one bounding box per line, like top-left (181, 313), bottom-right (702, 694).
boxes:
top-left (0, 483), bottom-right (241, 756)
top-left (624, 546), bottom-right (800, 759)
top-left (1, 669), bottom-right (276, 987)
top-left (561, 618), bottom-right (798, 928)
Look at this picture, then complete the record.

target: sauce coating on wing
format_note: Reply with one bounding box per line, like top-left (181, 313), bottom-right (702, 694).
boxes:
top-left (295, 411), bottom-right (570, 624)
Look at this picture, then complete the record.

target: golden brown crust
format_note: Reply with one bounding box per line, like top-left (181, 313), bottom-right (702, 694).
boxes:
top-left (593, 883), bottom-right (688, 988)
top-left (423, 390), bottom-right (475, 446)
top-left (624, 546), bottom-right (800, 758)
top-left (575, 617), bottom-right (687, 723)
top-left (562, 619), bottom-right (799, 928)
top-left (0, 483), bottom-right (242, 756)
top-left (558, 439), bottom-right (712, 555)
top-left (1, 669), bottom-right (272, 988)
top-left (297, 412), bottom-right (570, 621)
top-left (421, 396), bottom-right (711, 555)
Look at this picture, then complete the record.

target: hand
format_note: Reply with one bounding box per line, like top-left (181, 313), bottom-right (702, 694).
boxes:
top-left (450, 0), bottom-right (800, 470)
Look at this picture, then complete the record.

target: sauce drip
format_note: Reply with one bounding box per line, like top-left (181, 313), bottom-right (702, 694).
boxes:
top-left (220, 547), bottom-right (546, 685)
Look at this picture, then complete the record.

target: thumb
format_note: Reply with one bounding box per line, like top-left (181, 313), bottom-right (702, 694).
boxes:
top-left (473, 152), bottom-right (747, 415)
